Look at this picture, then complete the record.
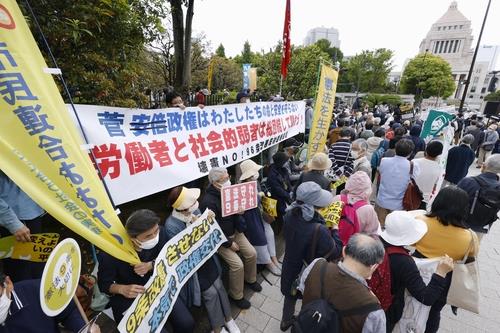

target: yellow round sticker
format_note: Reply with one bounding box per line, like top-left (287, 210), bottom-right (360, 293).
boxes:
top-left (39, 238), bottom-right (81, 316)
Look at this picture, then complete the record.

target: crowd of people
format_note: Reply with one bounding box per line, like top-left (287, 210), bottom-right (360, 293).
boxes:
top-left (1, 96), bottom-right (500, 333)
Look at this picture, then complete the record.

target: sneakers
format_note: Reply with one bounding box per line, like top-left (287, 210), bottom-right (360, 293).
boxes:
top-left (245, 281), bottom-right (262, 292)
top-left (266, 263), bottom-right (281, 276)
top-left (280, 316), bottom-right (295, 331)
top-left (225, 319), bottom-right (241, 333)
top-left (230, 296), bottom-right (251, 309)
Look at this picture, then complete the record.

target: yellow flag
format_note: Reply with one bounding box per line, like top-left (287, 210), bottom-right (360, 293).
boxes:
top-left (307, 64), bottom-right (338, 161)
top-left (0, 1), bottom-right (139, 264)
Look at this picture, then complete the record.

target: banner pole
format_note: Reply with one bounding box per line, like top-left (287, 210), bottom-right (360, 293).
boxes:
top-left (307, 59), bottom-right (324, 152)
top-left (73, 295), bottom-right (90, 324)
top-left (24, 0), bottom-right (118, 208)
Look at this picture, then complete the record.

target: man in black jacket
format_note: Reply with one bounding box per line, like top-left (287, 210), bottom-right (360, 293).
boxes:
top-left (199, 167), bottom-right (261, 309)
top-left (444, 134), bottom-right (475, 186)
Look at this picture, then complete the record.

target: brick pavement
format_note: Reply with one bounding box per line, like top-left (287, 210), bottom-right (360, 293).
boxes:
top-left (234, 166), bottom-right (500, 333)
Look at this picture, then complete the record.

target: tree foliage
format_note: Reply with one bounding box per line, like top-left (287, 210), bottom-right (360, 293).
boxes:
top-left (484, 90), bottom-right (500, 101)
top-left (215, 43), bottom-right (226, 58)
top-left (400, 53), bottom-right (456, 100)
top-left (363, 94), bottom-right (402, 107)
top-left (314, 39), bottom-right (343, 63)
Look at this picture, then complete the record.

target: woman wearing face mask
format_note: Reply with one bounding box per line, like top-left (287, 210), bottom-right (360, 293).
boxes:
top-left (97, 209), bottom-right (194, 333)
top-left (165, 187), bottom-right (240, 333)
top-left (239, 160), bottom-right (280, 276)
top-left (279, 182), bottom-right (343, 331)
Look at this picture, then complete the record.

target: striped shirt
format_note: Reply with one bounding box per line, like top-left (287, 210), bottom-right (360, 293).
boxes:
top-left (328, 139), bottom-right (354, 178)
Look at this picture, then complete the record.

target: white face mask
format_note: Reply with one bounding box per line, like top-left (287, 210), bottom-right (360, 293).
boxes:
top-left (187, 201), bottom-right (199, 213)
top-left (220, 180), bottom-right (231, 188)
top-left (0, 288), bottom-right (11, 324)
top-left (351, 150), bottom-right (360, 159)
top-left (139, 232), bottom-right (160, 250)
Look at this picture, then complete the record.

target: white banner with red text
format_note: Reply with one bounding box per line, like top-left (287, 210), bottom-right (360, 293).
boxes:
top-left (72, 101), bottom-right (305, 204)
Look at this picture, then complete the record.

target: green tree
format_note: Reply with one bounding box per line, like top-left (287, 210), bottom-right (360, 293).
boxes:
top-left (215, 43), bottom-right (226, 58)
top-left (484, 90), bottom-right (500, 101)
top-left (400, 53), bottom-right (456, 101)
top-left (315, 39), bottom-right (343, 63)
top-left (363, 94), bottom-right (402, 108)
top-left (240, 40), bottom-right (254, 64)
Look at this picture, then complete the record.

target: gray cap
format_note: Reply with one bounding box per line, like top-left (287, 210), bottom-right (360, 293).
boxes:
top-left (208, 167), bottom-right (227, 184)
top-left (461, 134), bottom-right (474, 145)
top-left (296, 182), bottom-right (334, 207)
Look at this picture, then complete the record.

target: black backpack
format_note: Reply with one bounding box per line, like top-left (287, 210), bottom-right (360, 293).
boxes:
top-left (466, 176), bottom-right (500, 229)
top-left (292, 261), bottom-right (379, 333)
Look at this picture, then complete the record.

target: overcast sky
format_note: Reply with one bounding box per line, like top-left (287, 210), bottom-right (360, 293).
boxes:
top-left (192, 0), bottom-right (500, 71)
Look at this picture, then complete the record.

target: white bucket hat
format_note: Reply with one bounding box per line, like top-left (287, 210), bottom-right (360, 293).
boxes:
top-left (171, 187), bottom-right (201, 211)
top-left (239, 160), bottom-right (262, 181)
top-left (379, 211), bottom-right (428, 246)
top-left (307, 152), bottom-right (332, 171)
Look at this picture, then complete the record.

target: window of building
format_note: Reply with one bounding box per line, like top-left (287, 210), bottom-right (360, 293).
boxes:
top-left (481, 87), bottom-right (486, 93)
top-left (449, 26), bottom-right (452, 30)
top-left (480, 96), bottom-right (484, 99)
top-left (460, 25), bottom-right (464, 29)
top-left (453, 40), bottom-right (459, 53)
top-left (438, 41), bottom-right (444, 53)
top-left (469, 95), bottom-right (473, 98)
top-left (471, 87), bottom-right (476, 93)
top-left (448, 41), bottom-right (454, 53)
top-left (444, 41), bottom-right (449, 53)
top-left (438, 27), bottom-right (441, 31)
top-left (454, 25), bottom-right (457, 29)
top-left (434, 41), bottom-right (439, 53)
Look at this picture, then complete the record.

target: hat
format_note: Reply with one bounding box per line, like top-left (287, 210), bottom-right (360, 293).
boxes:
top-left (461, 134), bottom-right (474, 145)
top-left (272, 152), bottom-right (289, 167)
top-left (296, 182), bottom-right (333, 207)
top-left (201, 88), bottom-right (210, 96)
top-left (171, 187), bottom-right (201, 210)
top-left (236, 91), bottom-right (249, 102)
top-left (379, 211), bottom-right (428, 246)
top-left (282, 138), bottom-right (302, 149)
top-left (307, 152), bottom-right (332, 171)
top-left (240, 160), bottom-right (262, 181)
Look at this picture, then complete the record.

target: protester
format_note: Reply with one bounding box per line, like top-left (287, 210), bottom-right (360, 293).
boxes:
top-left (236, 91), bottom-right (250, 103)
top-left (298, 234), bottom-right (386, 333)
top-left (366, 128), bottom-right (386, 163)
top-left (453, 113), bottom-right (465, 144)
top-left (408, 125), bottom-right (426, 160)
top-left (375, 139), bottom-right (417, 225)
top-left (282, 138), bottom-right (303, 182)
top-left (165, 187), bottom-right (240, 333)
top-left (413, 141), bottom-right (444, 209)
top-left (304, 99), bottom-right (313, 141)
top-left (165, 91), bottom-right (186, 109)
top-left (414, 186), bottom-right (478, 333)
top-left (360, 123), bottom-right (375, 140)
top-left (195, 87), bottom-right (207, 106)
top-left (280, 182), bottom-right (342, 331)
top-left (293, 152), bottom-right (332, 197)
top-left (334, 171), bottom-right (380, 244)
top-left (328, 119), bottom-right (344, 145)
top-left (443, 134), bottom-right (475, 186)
top-left (351, 138), bottom-right (372, 179)
top-left (98, 209), bottom-right (195, 332)
top-left (239, 160), bottom-right (280, 276)
top-left (378, 211), bottom-right (453, 331)
top-left (327, 128), bottom-right (354, 188)
top-left (267, 152), bottom-right (293, 235)
top-left (465, 120), bottom-right (482, 152)
top-left (457, 154), bottom-right (500, 240)
top-left (476, 124), bottom-right (499, 168)
top-left (0, 171), bottom-right (45, 282)
top-left (0, 272), bottom-right (94, 333)
top-left (199, 168), bottom-right (260, 309)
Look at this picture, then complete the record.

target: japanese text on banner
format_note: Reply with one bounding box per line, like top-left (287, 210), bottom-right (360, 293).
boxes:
top-left (119, 210), bottom-right (227, 333)
top-left (73, 101), bottom-right (305, 204)
top-left (0, 0), bottom-right (139, 264)
top-left (221, 181), bottom-right (258, 217)
top-left (307, 64), bottom-right (339, 160)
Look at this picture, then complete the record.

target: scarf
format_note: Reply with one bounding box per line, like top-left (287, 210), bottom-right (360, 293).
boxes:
top-left (287, 201), bottom-right (315, 221)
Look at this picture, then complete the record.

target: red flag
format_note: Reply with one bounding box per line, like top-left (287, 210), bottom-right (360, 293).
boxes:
top-left (280, 0), bottom-right (291, 79)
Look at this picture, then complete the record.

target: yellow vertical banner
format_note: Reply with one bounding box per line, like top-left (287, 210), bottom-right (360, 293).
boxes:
top-left (307, 64), bottom-right (338, 161)
top-left (0, 1), bottom-right (139, 264)
top-left (249, 68), bottom-right (257, 93)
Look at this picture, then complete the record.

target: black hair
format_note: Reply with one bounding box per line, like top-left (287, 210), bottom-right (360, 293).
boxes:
top-left (426, 141), bottom-right (444, 158)
top-left (126, 209), bottom-right (160, 237)
top-left (365, 123), bottom-right (374, 130)
top-left (394, 127), bottom-right (406, 136)
top-left (395, 138), bottom-right (414, 157)
top-left (389, 136), bottom-right (401, 149)
top-left (340, 128), bottom-right (352, 138)
top-left (337, 120), bottom-right (345, 127)
top-left (374, 128), bottom-right (386, 138)
top-left (165, 92), bottom-right (181, 105)
top-left (427, 186), bottom-right (469, 228)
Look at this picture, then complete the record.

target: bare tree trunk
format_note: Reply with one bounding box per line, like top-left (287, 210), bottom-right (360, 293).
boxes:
top-left (182, 0), bottom-right (194, 90)
top-left (170, 0), bottom-right (184, 89)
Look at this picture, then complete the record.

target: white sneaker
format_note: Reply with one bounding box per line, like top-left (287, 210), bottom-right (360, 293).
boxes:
top-left (266, 263), bottom-right (281, 276)
top-left (225, 319), bottom-right (241, 333)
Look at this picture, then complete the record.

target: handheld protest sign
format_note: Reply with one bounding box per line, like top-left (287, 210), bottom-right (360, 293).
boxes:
top-left (319, 201), bottom-right (345, 228)
top-left (221, 181), bottom-right (258, 217)
top-left (0, 233), bottom-right (60, 262)
top-left (40, 238), bottom-right (81, 316)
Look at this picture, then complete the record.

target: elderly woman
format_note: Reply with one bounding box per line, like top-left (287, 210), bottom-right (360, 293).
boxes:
top-left (97, 209), bottom-right (194, 333)
top-left (414, 186), bottom-right (478, 333)
top-left (334, 171), bottom-right (380, 244)
top-left (351, 139), bottom-right (372, 179)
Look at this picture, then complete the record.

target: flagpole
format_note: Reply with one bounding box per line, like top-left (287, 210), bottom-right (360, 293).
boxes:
top-left (279, 75), bottom-right (283, 97)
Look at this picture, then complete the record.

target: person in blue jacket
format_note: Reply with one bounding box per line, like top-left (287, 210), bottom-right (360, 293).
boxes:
top-left (0, 273), bottom-right (90, 333)
top-left (279, 182), bottom-right (343, 331)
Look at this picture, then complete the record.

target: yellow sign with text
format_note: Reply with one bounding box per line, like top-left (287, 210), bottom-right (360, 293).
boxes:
top-left (0, 233), bottom-right (60, 262)
top-left (261, 196), bottom-right (278, 218)
top-left (307, 64), bottom-right (338, 160)
top-left (0, 1), bottom-right (139, 264)
top-left (319, 201), bottom-right (344, 228)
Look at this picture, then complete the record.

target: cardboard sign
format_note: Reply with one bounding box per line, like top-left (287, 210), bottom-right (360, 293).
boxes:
top-left (261, 196), bottom-right (278, 218)
top-left (319, 201), bottom-right (344, 228)
top-left (221, 181), bottom-right (258, 217)
top-left (40, 238), bottom-right (81, 316)
top-left (0, 233), bottom-right (60, 262)
top-left (118, 210), bottom-right (226, 333)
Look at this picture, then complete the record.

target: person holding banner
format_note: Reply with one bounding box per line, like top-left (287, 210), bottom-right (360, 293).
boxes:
top-left (239, 160), bottom-right (280, 276)
top-left (97, 210), bottom-right (194, 332)
top-left (0, 272), bottom-right (94, 333)
top-left (199, 168), bottom-right (260, 310)
top-left (0, 171), bottom-right (45, 282)
top-left (165, 186), bottom-right (240, 333)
